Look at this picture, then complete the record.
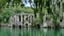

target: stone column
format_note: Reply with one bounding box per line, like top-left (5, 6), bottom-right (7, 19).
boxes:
top-left (29, 15), bottom-right (31, 23)
top-left (22, 15), bottom-right (24, 24)
top-left (19, 15), bottom-right (21, 22)
top-left (32, 15), bottom-right (33, 24)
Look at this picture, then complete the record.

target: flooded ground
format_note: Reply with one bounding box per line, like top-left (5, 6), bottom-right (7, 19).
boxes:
top-left (0, 27), bottom-right (64, 36)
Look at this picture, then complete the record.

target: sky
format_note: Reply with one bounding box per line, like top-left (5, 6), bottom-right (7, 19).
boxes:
top-left (22, 0), bottom-right (34, 7)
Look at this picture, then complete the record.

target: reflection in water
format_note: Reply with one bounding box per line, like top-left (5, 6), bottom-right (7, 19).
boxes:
top-left (0, 27), bottom-right (64, 36)
top-left (43, 28), bottom-right (47, 33)
top-left (19, 29), bottom-right (21, 36)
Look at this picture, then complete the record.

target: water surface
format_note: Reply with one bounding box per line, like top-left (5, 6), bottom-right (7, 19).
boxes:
top-left (0, 27), bottom-right (64, 36)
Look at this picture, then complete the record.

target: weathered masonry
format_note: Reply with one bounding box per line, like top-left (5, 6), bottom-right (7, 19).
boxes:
top-left (9, 12), bottom-right (34, 27)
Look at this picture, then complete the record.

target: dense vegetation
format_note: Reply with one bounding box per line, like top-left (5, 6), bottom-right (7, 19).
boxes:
top-left (0, 0), bottom-right (64, 27)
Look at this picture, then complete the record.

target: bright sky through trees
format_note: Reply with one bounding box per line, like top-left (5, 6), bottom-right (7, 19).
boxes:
top-left (22, 0), bottom-right (34, 7)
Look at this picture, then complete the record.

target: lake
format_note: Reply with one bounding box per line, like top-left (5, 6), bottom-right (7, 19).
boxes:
top-left (0, 27), bottom-right (64, 36)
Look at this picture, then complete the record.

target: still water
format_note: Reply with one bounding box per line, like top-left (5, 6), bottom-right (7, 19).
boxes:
top-left (0, 27), bottom-right (64, 36)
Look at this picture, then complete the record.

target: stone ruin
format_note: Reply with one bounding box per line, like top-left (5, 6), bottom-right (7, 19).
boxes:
top-left (9, 12), bottom-right (34, 27)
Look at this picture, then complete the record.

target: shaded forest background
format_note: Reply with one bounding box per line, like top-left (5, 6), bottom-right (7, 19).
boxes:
top-left (0, 0), bottom-right (64, 27)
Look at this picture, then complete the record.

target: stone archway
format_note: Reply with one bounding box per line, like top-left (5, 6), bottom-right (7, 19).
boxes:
top-left (25, 23), bottom-right (28, 27)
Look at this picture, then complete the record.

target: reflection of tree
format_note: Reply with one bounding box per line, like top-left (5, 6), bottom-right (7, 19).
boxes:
top-left (54, 29), bottom-right (60, 36)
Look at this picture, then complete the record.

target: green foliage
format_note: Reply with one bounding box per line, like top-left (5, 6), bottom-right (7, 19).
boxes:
top-left (12, 0), bottom-right (21, 7)
top-left (0, 0), bottom-right (6, 7)
top-left (0, 6), bottom-right (34, 23)
top-left (32, 17), bottom-right (40, 26)
top-left (13, 6), bottom-right (33, 13)
top-left (0, 8), bottom-right (13, 23)
top-left (33, 0), bottom-right (47, 23)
